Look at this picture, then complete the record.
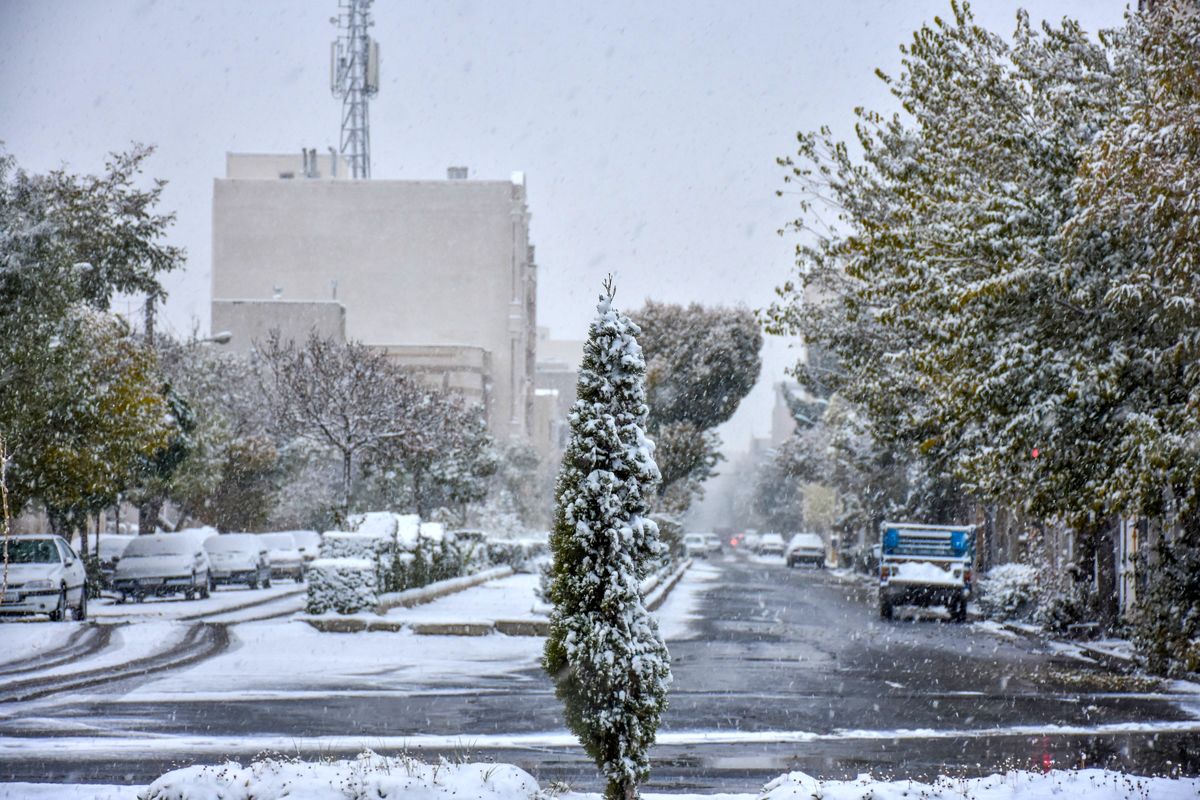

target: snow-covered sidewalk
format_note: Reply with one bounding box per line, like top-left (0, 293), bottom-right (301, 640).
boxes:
top-left (383, 571), bottom-right (545, 625)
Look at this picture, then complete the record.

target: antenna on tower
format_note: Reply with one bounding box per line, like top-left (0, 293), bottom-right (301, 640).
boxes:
top-left (330, 0), bottom-right (379, 179)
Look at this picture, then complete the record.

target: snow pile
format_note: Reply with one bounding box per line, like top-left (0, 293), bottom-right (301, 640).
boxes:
top-left (978, 562), bottom-right (1039, 622)
top-left (139, 752), bottom-right (540, 800)
top-left (305, 557), bottom-right (378, 614)
top-left (395, 513), bottom-right (422, 547)
top-left (347, 511), bottom-right (398, 539)
top-left (321, 530), bottom-right (393, 561)
top-left (757, 769), bottom-right (1199, 800)
top-left (419, 521), bottom-right (445, 543)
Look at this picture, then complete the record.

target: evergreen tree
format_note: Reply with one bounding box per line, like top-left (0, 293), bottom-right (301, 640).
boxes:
top-left (544, 280), bottom-right (671, 800)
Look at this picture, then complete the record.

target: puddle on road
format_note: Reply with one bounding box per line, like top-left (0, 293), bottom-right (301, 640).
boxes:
top-left (651, 730), bottom-right (1200, 782)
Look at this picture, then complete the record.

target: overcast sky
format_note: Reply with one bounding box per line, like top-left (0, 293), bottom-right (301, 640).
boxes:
top-left (0, 0), bottom-right (1129, 448)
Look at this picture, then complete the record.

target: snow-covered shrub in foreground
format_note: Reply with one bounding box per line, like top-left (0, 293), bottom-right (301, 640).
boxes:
top-left (977, 562), bottom-right (1038, 622)
top-left (139, 752), bottom-right (539, 800)
top-left (759, 768), bottom-right (1198, 799)
top-left (321, 530), bottom-right (393, 561)
top-left (305, 557), bottom-right (377, 614)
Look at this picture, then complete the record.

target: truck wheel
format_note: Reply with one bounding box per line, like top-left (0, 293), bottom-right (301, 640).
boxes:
top-left (951, 598), bottom-right (968, 623)
top-left (879, 599), bottom-right (894, 620)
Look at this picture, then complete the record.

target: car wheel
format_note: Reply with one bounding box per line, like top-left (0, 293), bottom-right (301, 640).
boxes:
top-left (247, 575), bottom-right (259, 590)
top-left (199, 574), bottom-right (211, 600)
top-left (879, 599), bottom-right (894, 620)
top-left (50, 587), bottom-right (67, 622)
top-left (116, 592), bottom-right (127, 605)
top-left (263, 573), bottom-right (272, 589)
top-left (76, 589), bottom-right (88, 621)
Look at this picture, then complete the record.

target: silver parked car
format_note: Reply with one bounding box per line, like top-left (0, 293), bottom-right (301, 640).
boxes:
top-left (0, 534), bottom-right (88, 621)
top-left (259, 532), bottom-right (304, 581)
top-left (204, 534), bottom-right (272, 589)
top-left (285, 530), bottom-right (322, 564)
top-left (112, 534), bottom-right (213, 603)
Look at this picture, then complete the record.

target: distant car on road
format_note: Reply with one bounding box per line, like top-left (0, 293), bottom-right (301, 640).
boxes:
top-left (786, 533), bottom-right (826, 568)
top-left (757, 532), bottom-right (786, 557)
top-left (702, 533), bottom-right (723, 556)
top-left (742, 532), bottom-right (762, 553)
top-left (0, 534), bottom-right (88, 621)
top-left (204, 534), bottom-right (272, 589)
top-left (259, 532), bottom-right (305, 581)
top-left (112, 534), bottom-right (212, 603)
top-left (279, 530), bottom-right (321, 564)
top-left (682, 533), bottom-right (709, 559)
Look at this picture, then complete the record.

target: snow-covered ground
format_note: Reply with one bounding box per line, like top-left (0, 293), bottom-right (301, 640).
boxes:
top-left (6, 762), bottom-right (1198, 800)
top-left (383, 571), bottom-right (545, 624)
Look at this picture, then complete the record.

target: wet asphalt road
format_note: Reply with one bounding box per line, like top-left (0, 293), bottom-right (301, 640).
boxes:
top-left (3, 552), bottom-right (1198, 792)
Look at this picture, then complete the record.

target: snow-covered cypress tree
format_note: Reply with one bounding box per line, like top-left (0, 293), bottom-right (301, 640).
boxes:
top-left (544, 279), bottom-right (671, 800)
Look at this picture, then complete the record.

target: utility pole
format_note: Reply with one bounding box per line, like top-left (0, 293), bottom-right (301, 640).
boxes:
top-left (331, 0), bottom-right (380, 179)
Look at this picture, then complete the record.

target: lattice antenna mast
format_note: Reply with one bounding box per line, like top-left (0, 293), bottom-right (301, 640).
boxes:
top-left (331, 0), bottom-right (379, 179)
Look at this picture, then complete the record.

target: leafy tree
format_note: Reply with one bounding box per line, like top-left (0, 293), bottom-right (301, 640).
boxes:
top-left (544, 282), bottom-right (671, 800)
top-left (0, 146), bottom-right (183, 541)
top-left (631, 301), bottom-right (762, 513)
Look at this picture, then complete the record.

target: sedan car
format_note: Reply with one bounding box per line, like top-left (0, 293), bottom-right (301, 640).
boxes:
top-left (259, 532), bottom-right (304, 581)
top-left (112, 534), bottom-right (212, 602)
top-left (757, 532), bottom-right (787, 557)
top-left (0, 534), bottom-right (88, 621)
top-left (703, 533), bottom-right (723, 556)
top-left (96, 534), bottom-right (135, 590)
top-left (286, 530), bottom-right (322, 563)
top-left (682, 533), bottom-right (709, 559)
top-left (786, 532), bottom-right (826, 568)
top-left (204, 534), bottom-right (272, 589)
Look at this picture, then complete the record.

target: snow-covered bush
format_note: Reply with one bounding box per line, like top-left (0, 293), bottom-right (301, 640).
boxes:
top-left (977, 563), bottom-right (1038, 622)
top-left (305, 557), bottom-right (377, 614)
top-left (486, 537), bottom-right (547, 572)
top-left (320, 530), bottom-right (392, 561)
top-left (139, 751), bottom-right (540, 800)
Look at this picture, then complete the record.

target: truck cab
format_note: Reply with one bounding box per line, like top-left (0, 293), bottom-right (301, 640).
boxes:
top-left (878, 522), bottom-right (975, 622)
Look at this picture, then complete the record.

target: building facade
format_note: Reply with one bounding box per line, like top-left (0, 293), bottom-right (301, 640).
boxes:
top-left (211, 153), bottom-right (538, 441)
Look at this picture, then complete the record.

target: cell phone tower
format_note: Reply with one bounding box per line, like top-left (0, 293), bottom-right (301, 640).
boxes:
top-left (330, 0), bottom-right (379, 179)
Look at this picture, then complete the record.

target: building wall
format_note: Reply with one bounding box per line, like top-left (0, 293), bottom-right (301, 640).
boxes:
top-left (211, 159), bottom-right (536, 440)
top-left (212, 299), bottom-right (347, 352)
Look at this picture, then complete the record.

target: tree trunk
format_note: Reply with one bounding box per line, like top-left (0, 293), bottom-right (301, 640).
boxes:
top-left (1095, 518), bottom-right (1119, 631)
top-left (340, 449), bottom-right (353, 523)
top-left (138, 497), bottom-right (163, 535)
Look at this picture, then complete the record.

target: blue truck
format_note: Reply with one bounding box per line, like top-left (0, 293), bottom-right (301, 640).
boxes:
top-left (878, 522), bottom-right (976, 622)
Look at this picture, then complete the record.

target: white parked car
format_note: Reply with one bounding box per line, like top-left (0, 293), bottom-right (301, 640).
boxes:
top-left (112, 534), bottom-right (212, 602)
top-left (682, 533), bottom-right (709, 559)
top-left (786, 533), bottom-right (826, 568)
top-left (0, 534), bottom-right (88, 621)
top-left (259, 533), bottom-right (304, 581)
top-left (758, 532), bottom-right (786, 557)
top-left (204, 534), bottom-right (272, 589)
top-left (96, 534), bottom-right (135, 589)
top-left (285, 530), bottom-right (322, 563)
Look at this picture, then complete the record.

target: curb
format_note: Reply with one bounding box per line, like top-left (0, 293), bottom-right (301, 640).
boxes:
top-left (646, 558), bottom-right (692, 612)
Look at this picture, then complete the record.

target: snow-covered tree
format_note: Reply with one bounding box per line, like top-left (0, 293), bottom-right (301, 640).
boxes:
top-left (631, 301), bottom-right (761, 514)
top-left (261, 331), bottom-right (420, 520)
top-left (544, 281), bottom-right (671, 800)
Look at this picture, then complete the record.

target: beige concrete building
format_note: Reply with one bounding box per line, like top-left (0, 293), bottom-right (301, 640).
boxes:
top-left (211, 153), bottom-right (538, 441)
top-left (533, 327), bottom-right (585, 461)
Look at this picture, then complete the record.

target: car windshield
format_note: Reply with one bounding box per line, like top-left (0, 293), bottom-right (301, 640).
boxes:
top-left (122, 537), bottom-right (190, 558)
top-left (5, 539), bottom-right (59, 564)
top-left (261, 534), bottom-right (296, 550)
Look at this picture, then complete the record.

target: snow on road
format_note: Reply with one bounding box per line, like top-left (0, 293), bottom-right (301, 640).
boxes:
top-left (90, 582), bottom-right (305, 622)
top-left (122, 620), bottom-right (543, 700)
